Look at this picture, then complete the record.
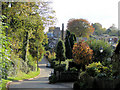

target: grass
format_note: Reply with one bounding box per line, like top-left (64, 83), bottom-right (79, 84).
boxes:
top-left (2, 68), bottom-right (40, 90)
top-left (1, 79), bottom-right (11, 90)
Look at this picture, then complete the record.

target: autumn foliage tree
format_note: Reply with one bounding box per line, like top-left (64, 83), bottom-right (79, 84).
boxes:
top-left (72, 40), bottom-right (93, 71)
top-left (67, 19), bottom-right (94, 38)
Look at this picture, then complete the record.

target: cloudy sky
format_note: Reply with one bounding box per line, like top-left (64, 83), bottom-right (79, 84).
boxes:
top-left (50, 0), bottom-right (120, 30)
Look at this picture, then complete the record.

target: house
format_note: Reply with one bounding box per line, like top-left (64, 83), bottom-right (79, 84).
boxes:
top-left (47, 26), bottom-right (65, 51)
top-left (91, 34), bottom-right (119, 48)
top-left (47, 32), bottom-right (54, 38)
top-left (53, 27), bottom-right (61, 38)
top-left (77, 34), bottom-right (118, 48)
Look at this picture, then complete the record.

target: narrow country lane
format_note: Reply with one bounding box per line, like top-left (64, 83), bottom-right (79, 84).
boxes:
top-left (8, 57), bottom-right (73, 90)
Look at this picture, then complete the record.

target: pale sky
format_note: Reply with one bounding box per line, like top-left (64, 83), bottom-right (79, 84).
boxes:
top-left (49, 0), bottom-right (120, 31)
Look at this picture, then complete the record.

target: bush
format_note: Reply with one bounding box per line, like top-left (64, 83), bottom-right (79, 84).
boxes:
top-left (50, 60), bottom-right (56, 68)
top-left (51, 52), bottom-right (56, 59)
top-left (49, 74), bottom-right (57, 84)
top-left (73, 81), bottom-right (81, 90)
top-left (72, 40), bottom-right (93, 71)
top-left (86, 62), bottom-right (112, 78)
top-left (86, 39), bottom-right (113, 62)
top-left (68, 61), bottom-right (81, 71)
top-left (8, 52), bottom-right (30, 77)
top-left (27, 54), bottom-right (36, 71)
top-left (45, 51), bottom-right (51, 59)
top-left (86, 67), bottom-right (98, 77)
top-left (54, 64), bottom-right (66, 72)
top-left (70, 67), bottom-right (78, 72)
top-left (59, 71), bottom-right (78, 82)
top-left (73, 80), bottom-right (88, 90)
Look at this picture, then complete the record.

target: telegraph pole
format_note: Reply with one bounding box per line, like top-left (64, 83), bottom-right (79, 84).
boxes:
top-left (118, 1), bottom-right (120, 39)
top-left (61, 23), bottom-right (64, 40)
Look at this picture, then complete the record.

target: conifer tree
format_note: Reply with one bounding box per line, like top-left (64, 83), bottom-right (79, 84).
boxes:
top-left (65, 30), bottom-right (76, 59)
top-left (56, 40), bottom-right (66, 65)
top-left (65, 30), bottom-right (72, 59)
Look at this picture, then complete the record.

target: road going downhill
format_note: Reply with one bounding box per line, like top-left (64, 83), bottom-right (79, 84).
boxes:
top-left (9, 56), bottom-right (73, 90)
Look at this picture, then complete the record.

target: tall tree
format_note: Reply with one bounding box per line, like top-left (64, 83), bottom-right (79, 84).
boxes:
top-left (70, 33), bottom-right (76, 49)
top-left (72, 40), bottom-right (93, 79)
top-left (56, 40), bottom-right (66, 65)
top-left (65, 30), bottom-right (72, 59)
top-left (65, 30), bottom-right (76, 59)
top-left (2, 2), bottom-right (56, 72)
top-left (105, 24), bottom-right (118, 36)
top-left (92, 23), bottom-right (106, 35)
top-left (67, 18), bottom-right (94, 38)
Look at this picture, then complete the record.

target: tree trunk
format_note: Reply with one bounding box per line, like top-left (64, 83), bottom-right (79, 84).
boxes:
top-left (82, 65), bottom-right (86, 71)
top-left (78, 70), bottom-right (80, 79)
top-left (25, 31), bottom-right (29, 62)
top-left (22, 31), bottom-right (29, 62)
top-left (59, 60), bottom-right (61, 65)
top-left (37, 44), bottom-right (39, 71)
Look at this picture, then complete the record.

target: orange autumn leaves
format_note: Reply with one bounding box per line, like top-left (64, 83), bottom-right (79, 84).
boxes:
top-left (72, 40), bottom-right (93, 65)
top-left (67, 19), bottom-right (94, 38)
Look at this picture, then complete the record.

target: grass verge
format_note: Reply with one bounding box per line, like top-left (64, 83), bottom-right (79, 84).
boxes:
top-left (2, 68), bottom-right (40, 90)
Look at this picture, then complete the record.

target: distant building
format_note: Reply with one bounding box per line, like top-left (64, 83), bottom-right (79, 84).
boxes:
top-left (53, 27), bottom-right (61, 38)
top-left (77, 34), bottom-right (118, 48)
top-left (47, 32), bottom-right (54, 38)
top-left (91, 34), bottom-right (118, 48)
top-left (47, 26), bottom-right (66, 51)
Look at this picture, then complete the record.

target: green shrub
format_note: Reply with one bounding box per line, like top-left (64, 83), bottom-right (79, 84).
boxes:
top-left (54, 64), bottom-right (66, 72)
top-left (59, 71), bottom-right (78, 82)
top-left (45, 51), bottom-right (51, 59)
top-left (8, 52), bottom-right (30, 76)
top-left (49, 74), bottom-right (57, 84)
top-left (86, 39), bottom-right (113, 62)
top-left (86, 62), bottom-right (112, 78)
top-left (50, 60), bottom-right (55, 68)
top-left (21, 61), bottom-right (30, 74)
top-left (45, 51), bottom-right (56, 68)
top-left (56, 39), bottom-right (66, 65)
top-left (73, 81), bottom-right (81, 90)
top-left (86, 62), bottom-right (102, 77)
top-left (86, 67), bottom-right (98, 77)
top-left (70, 67), bottom-right (78, 72)
top-left (73, 80), bottom-right (88, 90)
top-left (97, 73), bottom-right (107, 78)
top-left (27, 54), bottom-right (36, 71)
top-left (50, 52), bottom-right (56, 59)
